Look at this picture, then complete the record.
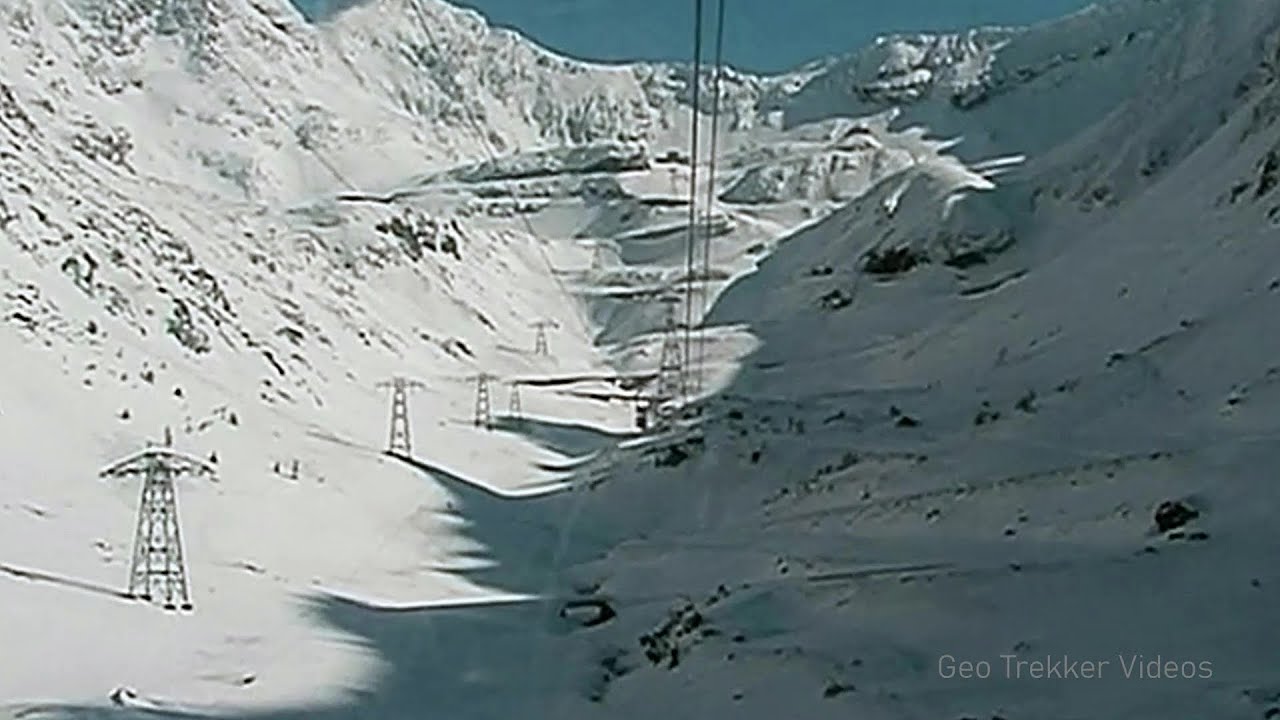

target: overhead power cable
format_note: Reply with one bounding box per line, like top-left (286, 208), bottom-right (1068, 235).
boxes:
top-left (697, 0), bottom-right (727, 396)
top-left (205, 38), bottom-right (359, 193)
top-left (205, 0), bottom-right (592, 341)
top-left (399, 0), bottom-right (593, 342)
top-left (382, 6), bottom-right (605, 719)
top-left (682, 0), bottom-right (706, 403)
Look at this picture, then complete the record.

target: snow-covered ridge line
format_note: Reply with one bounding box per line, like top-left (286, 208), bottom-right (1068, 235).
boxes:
top-left (228, 0), bottom-right (1208, 171)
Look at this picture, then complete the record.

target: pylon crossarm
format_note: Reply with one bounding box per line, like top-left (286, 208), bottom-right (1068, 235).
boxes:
top-left (99, 449), bottom-right (215, 480)
top-left (376, 378), bottom-right (426, 390)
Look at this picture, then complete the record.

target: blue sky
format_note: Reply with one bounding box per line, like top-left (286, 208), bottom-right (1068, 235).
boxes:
top-left (294, 0), bottom-right (1097, 73)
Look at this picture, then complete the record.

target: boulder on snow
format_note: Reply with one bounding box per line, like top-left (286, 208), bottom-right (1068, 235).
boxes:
top-left (109, 686), bottom-right (138, 706)
top-left (1154, 500), bottom-right (1199, 533)
top-left (864, 246), bottom-right (926, 277)
top-left (560, 598), bottom-right (617, 628)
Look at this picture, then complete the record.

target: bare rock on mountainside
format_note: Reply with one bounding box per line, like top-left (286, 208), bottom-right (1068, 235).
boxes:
top-left (1154, 499), bottom-right (1200, 533)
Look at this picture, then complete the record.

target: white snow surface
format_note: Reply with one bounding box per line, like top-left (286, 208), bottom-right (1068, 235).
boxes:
top-left (2, 0), bottom-right (1280, 718)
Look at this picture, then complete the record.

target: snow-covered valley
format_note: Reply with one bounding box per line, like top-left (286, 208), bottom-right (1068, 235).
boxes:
top-left (2, 0), bottom-right (1280, 718)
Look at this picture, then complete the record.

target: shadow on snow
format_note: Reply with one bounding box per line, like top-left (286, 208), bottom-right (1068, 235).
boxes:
top-left (487, 413), bottom-right (640, 461)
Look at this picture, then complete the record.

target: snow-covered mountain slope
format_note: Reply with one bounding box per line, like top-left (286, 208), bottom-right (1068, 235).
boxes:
top-left (3, 0), bottom-right (1280, 718)
top-left (0, 0), bottom-right (624, 706)
top-left (784, 0), bottom-right (1280, 161)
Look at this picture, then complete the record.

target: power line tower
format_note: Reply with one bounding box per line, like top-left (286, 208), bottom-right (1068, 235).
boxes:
top-left (588, 241), bottom-right (607, 271)
top-left (656, 294), bottom-right (685, 402)
top-left (531, 320), bottom-right (558, 356)
top-left (376, 376), bottom-right (426, 455)
top-left (509, 381), bottom-right (523, 420)
top-left (100, 444), bottom-right (215, 612)
top-left (634, 393), bottom-right (654, 431)
top-left (586, 450), bottom-right (613, 489)
top-left (470, 372), bottom-right (497, 429)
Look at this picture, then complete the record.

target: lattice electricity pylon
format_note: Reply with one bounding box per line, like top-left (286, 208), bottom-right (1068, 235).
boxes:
top-left (634, 394), bottom-right (653, 431)
top-left (586, 240), bottom-right (617, 272)
top-left (656, 294), bottom-right (686, 401)
top-left (376, 376), bottom-right (426, 455)
top-left (469, 372), bottom-right (497, 429)
top-left (99, 446), bottom-right (215, 612)
top-left (509, 381), bottom-right (523, 420)
top-left (531, 320), bottom-right (558, 356)
top-left (585, 451), bottom-right (613, 489)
